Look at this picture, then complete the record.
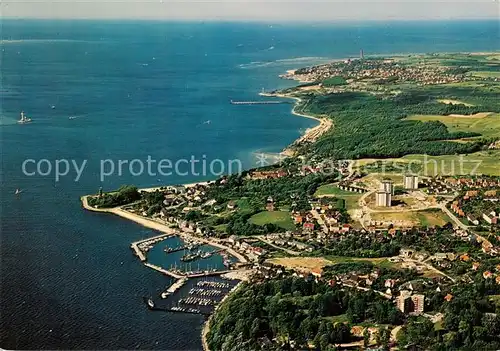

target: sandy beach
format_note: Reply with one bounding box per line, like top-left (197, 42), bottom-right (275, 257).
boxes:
top-left (259, 92), bottom-right (332, 156)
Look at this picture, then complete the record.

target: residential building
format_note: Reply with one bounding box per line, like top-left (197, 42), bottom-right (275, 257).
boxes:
top-left (380, 179), bottom-right (394, 195)
top-left (404, 174), bottom-right (419, 190)
top-left (376, 191), bottom-right (392, 207)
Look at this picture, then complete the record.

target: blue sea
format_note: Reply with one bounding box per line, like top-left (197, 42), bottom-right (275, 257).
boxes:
top-left (1, 20), bottom-right (498, 349)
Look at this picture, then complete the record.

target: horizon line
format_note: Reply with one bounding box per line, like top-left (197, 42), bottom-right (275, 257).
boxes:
top-left (2, 17), bottom-right (500, 22)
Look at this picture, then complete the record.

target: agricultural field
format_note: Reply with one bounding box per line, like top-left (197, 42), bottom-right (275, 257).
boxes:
top-left (267, 256), bottom-right (398, 272)
top-left (469, 71), bottom-right (500, 79)
top-left (405, 112), bottom-right (500, 139)
top-left (370, 209), bottom-right (452, 227)
top-left (357, 150), bottom-right (500, 177)
top-left (248, 210), bottom-right (295, 230)
top-left (400, 151), bottom-right (500, 176)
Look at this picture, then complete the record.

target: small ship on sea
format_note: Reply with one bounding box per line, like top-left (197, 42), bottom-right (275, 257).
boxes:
top-left (18, 111), bottom-right (32, 124)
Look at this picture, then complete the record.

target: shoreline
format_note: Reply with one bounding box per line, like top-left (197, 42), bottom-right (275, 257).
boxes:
top-left (82, 194), bottom-right (247, 351)
top-left (260, 92), bottom-right (333, 156)
top-left (80, 76), bottom-right (332, 351)
top-left (80, 195), bottom-right (248, 264)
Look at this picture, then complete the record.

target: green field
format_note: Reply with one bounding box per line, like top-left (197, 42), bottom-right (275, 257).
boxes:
top-left (249, 211), bottom-right (295, 230)
top-left (469, 71), bottom-right (500, 79)
top-left (322, 76), bottom-right (347, 87)
top-left (315, 184), bottom-right (355, 196)
top-left (314, 184), bottom-right (362, 212)
top-left (406, 113), bottom-right (500, 139)
top-left (399, 151), bottom-right (500, 176)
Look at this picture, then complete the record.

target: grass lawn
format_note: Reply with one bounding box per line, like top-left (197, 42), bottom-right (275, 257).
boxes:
top-left (249, 211), bottom-right (295, 230)
top-left (267, 257), bottom-right (334, 272)
top-left (315, 184), bottom-right (355, 196)
top-left (268, 256), bottom-right (398, 272)
top-left (405, 113), bottom-right (500, 139)
top-left (415, 209), bottom-right (453, 227)
top-left (315, 184), bottom-right (363, 212)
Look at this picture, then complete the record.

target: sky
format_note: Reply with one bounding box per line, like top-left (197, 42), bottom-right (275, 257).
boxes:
top-left (1, 0), bottom-right (499, 20)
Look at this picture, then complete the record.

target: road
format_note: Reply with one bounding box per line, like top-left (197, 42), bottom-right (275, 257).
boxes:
top-left (257, 236), bottom-right (300, 256)
top-left (407, 258), bottom-right (456, 283)
top-left (439, 203), bottom-right (470, 231)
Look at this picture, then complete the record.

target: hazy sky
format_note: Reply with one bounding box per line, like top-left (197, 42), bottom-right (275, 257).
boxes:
top-left (2, 0), bottom-right (499, 20)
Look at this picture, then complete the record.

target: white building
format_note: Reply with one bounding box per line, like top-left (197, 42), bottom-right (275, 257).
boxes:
top-left (380, 179), bottom-right (394, 195)
top-left (404, 174), bottom-right (419, 190)
top-left (376, 191), bottom-right (392, 207)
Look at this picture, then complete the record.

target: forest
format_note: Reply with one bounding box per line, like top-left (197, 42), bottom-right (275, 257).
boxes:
top-left (295, 85), bottom-right (500, 160)
top-left (207, 277), bottom-right (401, 351)
top-left (87, 185), bottom-right (141, 208)
top-left (206, 172), bottom-right (338, 212)
top-left (207, 274), bottom-right (500, 350)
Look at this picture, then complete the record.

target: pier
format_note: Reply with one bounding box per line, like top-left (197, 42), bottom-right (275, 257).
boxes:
top-left (230, 100), bottom-right (289, 105)
top-left (144, 262), bottom-right (184, 279)
top-left (161, 277), bottom-right (188, 298)
top-left (144, 262), bottom-right (231, 279)
top-left (130, 233), bottom-right (175, 261)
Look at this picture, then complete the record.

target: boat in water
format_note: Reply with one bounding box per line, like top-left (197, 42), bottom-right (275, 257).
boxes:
top-left (146, 297), bottom-right (155, 309)
top-left (17, 111), bottom-right (32, 124)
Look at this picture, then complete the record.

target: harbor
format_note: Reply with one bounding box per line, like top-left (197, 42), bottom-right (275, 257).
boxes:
top-left (130, 233), bottom-right (175, 261)
top-left (145, 276), bottom-right (240, 317)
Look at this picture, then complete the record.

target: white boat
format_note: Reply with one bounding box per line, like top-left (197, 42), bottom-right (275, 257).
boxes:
top-left (147, 298), bottom-right (155, 308)
top-left (18, 111), bottom-right (32, 124)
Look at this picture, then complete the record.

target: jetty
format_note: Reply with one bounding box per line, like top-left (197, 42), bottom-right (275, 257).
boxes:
top-left (161, 277), bottom-right (188, 298)
top-left (230, 99), bottom-right (289, 105)
top-left (144, 262), bottom-right (184, 279)
top-left (130, 233), bottom-right (175, 262)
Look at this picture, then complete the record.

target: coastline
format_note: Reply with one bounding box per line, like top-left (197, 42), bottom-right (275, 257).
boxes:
top-left (260, 92), bottom-right (333, 156)
top-left (81, 194), bottom-right (248, 351)
top-left (201, 280), bottom-right (244, 351)
top-left (80, 87), bottom-right (332, 351)
top-left (80, 195), bottom-right (248, 264)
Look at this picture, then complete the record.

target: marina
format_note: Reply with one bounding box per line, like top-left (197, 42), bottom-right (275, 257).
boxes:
top-left (130, 233), bottom-right (175, 261)
top-left (145, 276), bottom-right (239, 317)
